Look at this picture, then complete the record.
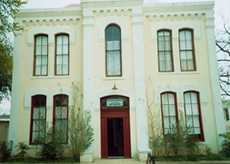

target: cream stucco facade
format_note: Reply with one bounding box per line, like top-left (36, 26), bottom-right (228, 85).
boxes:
top-left (9, 0), bottom-right (226, 161)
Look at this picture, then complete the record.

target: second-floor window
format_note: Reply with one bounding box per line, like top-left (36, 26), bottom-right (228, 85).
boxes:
top-left (34, 34), bottom-right (48, 76)
top-left (157, 30), bottom-right (173, 72)
top-left (55, 34), bottom-right (69, 75)
top-left (105, 24), bottom-right (122, 77)
top-left (179, 29), bottom-right (196, 71)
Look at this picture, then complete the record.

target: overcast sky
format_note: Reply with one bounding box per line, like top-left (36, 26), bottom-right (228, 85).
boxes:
top-left (0, 0), bottom-right (229, 115)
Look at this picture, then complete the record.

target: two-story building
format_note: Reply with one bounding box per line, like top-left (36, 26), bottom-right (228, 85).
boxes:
top-left (9, 0), bottom-right (226, 161)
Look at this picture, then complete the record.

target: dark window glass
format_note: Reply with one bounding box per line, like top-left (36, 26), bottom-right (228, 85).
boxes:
top-left (55, 34), bottom-right (69, 75)
top-left (105, 24), bottom-right (122, 76)
top-left (224, 108), bottom-right (230, 121)
top-left (157, 30), bottom-right (173, 72)
top-left (34, 35), bottom-right (48, 76)
top-left (31, 95), bottom-right (46, 144)
top-left (54, 95), bottom-right (68, 143)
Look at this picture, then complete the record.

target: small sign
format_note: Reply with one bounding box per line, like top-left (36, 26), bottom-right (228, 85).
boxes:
top-left (106, 98), bottom-right (124, 107)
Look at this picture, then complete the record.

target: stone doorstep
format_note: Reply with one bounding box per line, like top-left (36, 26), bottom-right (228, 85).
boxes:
top-left (81, 159), bottom-right (230, 164)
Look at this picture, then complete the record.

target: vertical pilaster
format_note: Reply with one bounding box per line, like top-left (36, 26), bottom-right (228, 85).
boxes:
top-left (206, 12), bottom-right (226, 150)
top-left (8, 34), bottom-right (22, 151)
top-left (82, 8), bottom-right (94, 162)
top-left (132, 6), bottom-right (150, 161)
top-left (83, 9), bottom-right (94, 112)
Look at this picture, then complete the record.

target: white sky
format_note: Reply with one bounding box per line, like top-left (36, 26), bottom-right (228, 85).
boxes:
top-left (0, 0), bottom-right (229, 115)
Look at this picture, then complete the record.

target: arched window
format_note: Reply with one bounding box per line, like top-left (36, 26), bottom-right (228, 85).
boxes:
top-left (157, 30), bottom-right (173, 72)
top-left (30, 95), bottom-right (46, 144)
top-left (105, 24), bottom-right (122, 77)
top-left (161, 92), bottom-right (178, 135)
top-left (34, 34), bottom-right (48, 76)
top-left (179, 29), bottom-right (196, 71)
top-left (53, 94), bottom-right (68, 143)
top-left (55, 34), bottom-right (69, 75)
top-left (184, 91), bottom-right (204, 141)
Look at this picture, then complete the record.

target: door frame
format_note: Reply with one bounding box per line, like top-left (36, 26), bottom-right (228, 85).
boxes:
top-left (100, 95), bottom-right (131, 158)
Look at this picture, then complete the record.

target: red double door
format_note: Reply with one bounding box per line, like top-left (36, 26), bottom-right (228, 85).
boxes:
top-left (101, 96), bottom-right (131, 158)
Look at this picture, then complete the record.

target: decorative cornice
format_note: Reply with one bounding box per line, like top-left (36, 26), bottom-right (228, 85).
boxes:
top-left (145, 12), bottom-right (207, 20)
top-left (17, 16), bottom-right (81, 26)
top-left (91, 7), bottom-right (132, 17)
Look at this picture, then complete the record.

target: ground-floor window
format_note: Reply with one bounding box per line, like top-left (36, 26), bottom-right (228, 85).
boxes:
top-left (184, 91), bottom-right (204, 141)
top-left (53, 94), bottom-right (68, 143)
top-left (30, 95), bottom-right (46, 144)
top-left (161, 92), bottom-right (178, 135)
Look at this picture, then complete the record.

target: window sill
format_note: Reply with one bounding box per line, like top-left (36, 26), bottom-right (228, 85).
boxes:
top-left (103, 76), bottom-right (124, 81)
top-left (30, 75), bottom-right (70, 80)
top-left (158, 72), bottom-right (200, 75)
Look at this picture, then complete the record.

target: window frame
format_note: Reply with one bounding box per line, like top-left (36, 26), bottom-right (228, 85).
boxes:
top-left (53, 94), bottom-right (69, 144)
top-left (160, 91), bottom-right (179, 135)
top-left (33, 34), bottom-right (49, 76)
top-left (224, 108), bottom-right (230, 121)
top-left (30, 95), bottom-right (47, 145)
top-left (105, 23), bottom-right (122, 77)
top-left (157, 29), bottom-right (174, 72)
top-left (55, 33), bottom-right (70, 76)
top-left (179, 28), bottom-right (196, 72)
top-left (184, 91), bottom-right (204, 141)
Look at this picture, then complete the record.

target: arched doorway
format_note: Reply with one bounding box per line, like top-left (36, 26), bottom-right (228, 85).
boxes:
top-left (100, 95), bottom-right (131, 158)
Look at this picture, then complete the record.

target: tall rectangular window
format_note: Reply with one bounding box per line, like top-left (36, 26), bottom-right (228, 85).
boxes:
top-left (157, 30), bottom-right (173, 72)
top-left (224, 108), bottom-right (230, 121)
top-left (30, 95), bottom-right (46, 144)
top-left (161, 92), bottom-right (178, 135)
top-left (105, 24), bottom-right (122, 77)
top-left (179, 29), bottom-right (196, 71)
top-left (34, 35), bottom-right (48, 76)
top-left (53, 94), bottom-right (68, 143)
top-left (55, 34), bottom-right (69, 75)
top-left (184, 91), bottom-right (204, 141)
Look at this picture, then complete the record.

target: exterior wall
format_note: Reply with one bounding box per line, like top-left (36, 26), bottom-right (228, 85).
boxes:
top-left (144, 13), bottom-right (223, 151)
top-left (9, 0), bottom-right (225, 160)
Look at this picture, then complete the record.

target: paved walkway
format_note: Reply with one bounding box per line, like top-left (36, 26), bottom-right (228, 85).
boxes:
top-left (82, 159), bottom-right (230, 164)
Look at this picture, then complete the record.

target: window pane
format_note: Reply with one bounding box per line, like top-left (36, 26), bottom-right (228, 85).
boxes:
top-left (161, 93), bottom-right (177, 134)
top-left (105, 25), bottom-right (122, 76)
top-left (36, 36), bottom-right (42, 46)
top-left (63, 56), bottom-right (68, 65)
top-left (55, 34), bottom-right (69, 75)
top-left (107, 51), bottom-right (121, 76)
top-left (31, 95), bottom-right (46, 144)
top-left (63, 45), bottom-right (68, 54)
top-left (42, 56), bottom-right (47, 65)
top-left (179, 30), bottom-right (195, 71)
top-left (184, 92), bottom-right (201, 136)
top-left (36, 45), bottom-right (42, 55)
top-left (164, 117), bottom-right (169, 128)
top-left (41, 45), bottom-right (47, 55)
top-left (158, 30), bottom-right (172, 72)
top-left (36, 56), bottom-right (42, 65)
top-left (34, 35), bottom-right (48, 76)
top-left (57, 45), bottom-right (62, 54)
top-left (54, 95), bottom-right (68, 143)
top-left (63, 64), bottom-right (68, 74)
